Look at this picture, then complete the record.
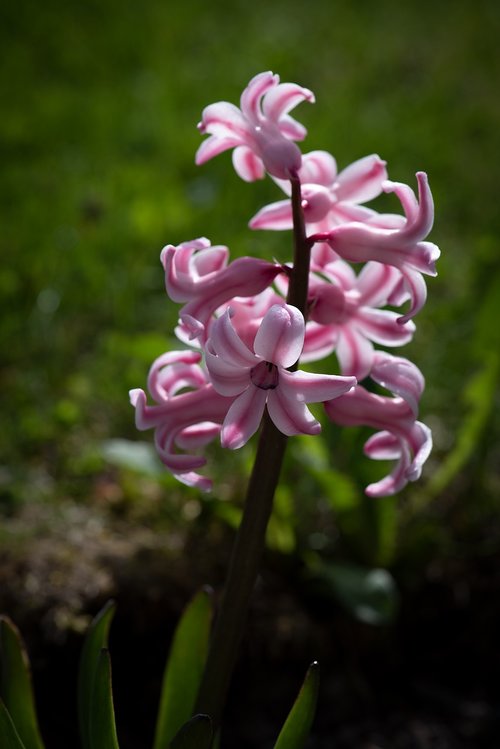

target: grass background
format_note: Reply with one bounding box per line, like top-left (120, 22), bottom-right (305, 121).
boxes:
top-left (1, 0), bottom-right (500, 746)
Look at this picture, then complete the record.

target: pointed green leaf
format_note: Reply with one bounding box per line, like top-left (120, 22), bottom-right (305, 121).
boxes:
top-left (0, 700), bottom-right (27, 749)
top-left (89, 649), bottom-right (120, 749)
top-left (0, 617), bottom-right (45, 749)
top-left (77, 601), bottom-right (116, 749)
top-left (169, 714), bottom-right (213, 749)
top-left (154, 589), bottom-right (213, 749)
top-left (273, 662), bottom-right (320, 749)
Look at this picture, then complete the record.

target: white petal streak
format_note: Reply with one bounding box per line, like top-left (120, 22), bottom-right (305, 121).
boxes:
top-left (262, 83), bottom-right (315, 122)
top-left (249, 199), bottom-right (293, 230)
top-left (210, 310), bottom-right (258, 367)
top-left (336, 327), bottom-right (374, 380)
top-left (232, 146), bottom-right (265, 182)
top-left (195, 135), bottom-right (243, 165)
top-left (205, 349), bottom-right (250, 396)
top-left (299, 150), bottom-right (337, 186)
top-left (335, 155), bottom-right (387, 203)
top-left (200, 102), bottom-right (250, 138)
top-left (279, 369), bottom-right (356, 403)
top-left (221, 387), bottom-right (267, 449)
top-left (356, 261), bottom-right (400, 306)
top-left (267, 388), bottom-right (320, 436)
top-left (356, 308), bottom-right (415, 346)
top-left (254, 304), bottom-right (304, 367)
top-left (240, 71), bottom-right (277, 121)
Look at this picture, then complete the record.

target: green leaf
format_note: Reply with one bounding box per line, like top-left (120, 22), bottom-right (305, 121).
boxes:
top-left (169, 714), bottom-right (213, 749)
top-left (78, 601), bottom-right (116, 749)
top-left (89, 649), bottom-right (120, 749)
top-left (273, 662), bottom-right (320, 749)
top-left (154, 589), bottom-right (213, 749)
top-left (0, 617), bottom-right (45, 749)
top-left (0, 700), bottom-right (27, 749)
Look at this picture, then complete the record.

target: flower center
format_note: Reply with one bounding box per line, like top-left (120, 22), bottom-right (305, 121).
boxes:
top-left (309, 283), bottom-right (349, 324)
top-left (250, 360), bottom-right (279, 390)
top-left (301, 185), bottom-right (331, 222)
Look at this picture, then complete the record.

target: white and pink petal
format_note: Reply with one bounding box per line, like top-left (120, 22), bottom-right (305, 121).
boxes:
top-left (266, 388), bottom-right (321, 437)
top-left (221, 387), bottom-right (268, 449)
top-left (335, 155), bottom-right (387, 203)
top-left (253, 304), bottom-right (305, 368)
top-left (335, 327), bottom-right (375, 380)
top-left (232, 146), bottom-right (266, 182)
top-left (279, 369), bottom-right (356, 403)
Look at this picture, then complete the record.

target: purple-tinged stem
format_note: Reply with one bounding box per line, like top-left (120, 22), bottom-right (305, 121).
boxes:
top-left (194, 175), bottom-right (310, 733)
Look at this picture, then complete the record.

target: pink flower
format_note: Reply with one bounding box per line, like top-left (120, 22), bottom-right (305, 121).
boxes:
top-left (195, 71), bottom-right (315, 181)
top-left (319, 172), bottom-right (440, 323)
top-left (205, 305), bottom-right (356, 449)
top-left (161, 237), bottom-right (283, 343)
top-left (130, 350), bottom-right (234, 491)
top-left (249, 151), bottom-right (387, 231)
top-left (324, 353), bottom-right (432, 496)
top-left (302, 259), bottom-right (415, 378)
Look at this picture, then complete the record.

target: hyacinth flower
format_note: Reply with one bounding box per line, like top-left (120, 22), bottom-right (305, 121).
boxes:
top-left (205, 304), bottom-right (356, 449)
top-left (196, 71), bottom-right (315, 181)
top-left (130, 350), bottom-right (235, 491)
top-left (249, 150), bottom-right (388, 231)
top-left (161, 237), bottom-right (283, 343)
top-left (315, 171), bottom-right (440, 322)
top-left (274, 258), bottom-right (415, 378)
top-left (324, 352), bottom-right (432, 496)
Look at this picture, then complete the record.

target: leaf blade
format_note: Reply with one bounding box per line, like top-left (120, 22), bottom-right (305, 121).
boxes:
top-left (89, 649), bottom-right (120, 749)
top-left (0, 700), bottom-right (28, 749)
top-left (273, 662), bottom-right (320, 749)
top-left (0, 617), bottom-right (45, 749)
top-left (77, 600), bottom-right (116, 749)
top-left (153, 589), bottom-right (213, 749)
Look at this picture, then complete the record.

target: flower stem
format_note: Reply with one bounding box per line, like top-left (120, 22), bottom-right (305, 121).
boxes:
top-left (194, 176), bottom-right (310, 732)
top-left (287, 175), bottom-right (311, 317)
top-left (194, 411), bottom-right (287, 729)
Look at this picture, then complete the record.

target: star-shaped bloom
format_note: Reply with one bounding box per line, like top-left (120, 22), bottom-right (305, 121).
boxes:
top-left (196, 71), bottom-right (315, 181)
top-left (304, 259), bottom-right (415, 377)
top-left (205, 304), bottom-right (356, 449)
top-left (249, 151), bottom-right (387, 231)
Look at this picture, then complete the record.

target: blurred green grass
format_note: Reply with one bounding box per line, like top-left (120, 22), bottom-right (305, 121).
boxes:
top-left (1, 0), bottom-right (499, 569)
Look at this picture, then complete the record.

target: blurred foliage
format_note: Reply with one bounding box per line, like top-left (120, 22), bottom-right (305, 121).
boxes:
top-left (1, 0), bottom-right (499, 629)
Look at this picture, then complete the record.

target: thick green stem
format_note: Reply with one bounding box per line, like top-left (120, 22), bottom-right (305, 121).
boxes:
top-left (195, 175), bottom-right (310, 732)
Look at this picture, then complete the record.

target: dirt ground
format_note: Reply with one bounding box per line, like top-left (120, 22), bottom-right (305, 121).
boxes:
top-left (1, 502), bottom-right (499, 748)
